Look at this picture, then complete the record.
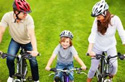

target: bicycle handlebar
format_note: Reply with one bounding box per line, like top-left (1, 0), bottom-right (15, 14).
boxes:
top-left (86, 52), bottom-right (125, 60)
top-left (0, 51), bottom-right (40, 59)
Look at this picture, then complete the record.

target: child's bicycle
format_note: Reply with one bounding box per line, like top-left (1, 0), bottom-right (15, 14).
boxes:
top-left (0, 48), bottom-right (39, 82)
top-left (49, 67), bottom-right (87, 82)
top-left (87, 52), bottom-right (125, 82)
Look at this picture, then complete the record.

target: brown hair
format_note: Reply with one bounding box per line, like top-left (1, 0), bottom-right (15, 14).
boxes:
top-left (97, 10), bottom-right (112, 35)
top-left (59, 37), bottom-right (72, 46)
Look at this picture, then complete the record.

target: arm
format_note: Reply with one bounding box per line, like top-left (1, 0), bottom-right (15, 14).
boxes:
top-left (74, 55), bottom-right (86, 70)
top-left (27, 28), bottom-right (38, 56)
top-left (45, 54), bottom-right (56, 71)
top-left (87, 19), bottom-right (97, 57)
top-left (115, 16), bottom-right (125, 45)
top-left (87, 43), bottom-right (95, 57)
top-left (0, 26), bottom-right (6, 43)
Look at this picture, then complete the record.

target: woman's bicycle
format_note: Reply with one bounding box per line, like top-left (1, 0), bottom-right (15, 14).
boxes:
top-left (49, 67), bottom-right (87, 82)
top-left (87, 52), bottom-right (125, 82)
top-left (0, 49), bottom-right (39, 82)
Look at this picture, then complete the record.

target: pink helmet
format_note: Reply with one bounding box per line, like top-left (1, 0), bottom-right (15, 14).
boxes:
top-left (13, 0), bottom-right (31, 13)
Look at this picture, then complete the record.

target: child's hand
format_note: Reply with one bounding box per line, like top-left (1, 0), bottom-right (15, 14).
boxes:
top-left (45, 66), bottom-right (51, 71)
top-left (81, 66), bottom-right (87, 70)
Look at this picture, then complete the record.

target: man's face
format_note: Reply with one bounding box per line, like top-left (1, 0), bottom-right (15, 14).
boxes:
top-left (16, 11), bottom-right (27, 20)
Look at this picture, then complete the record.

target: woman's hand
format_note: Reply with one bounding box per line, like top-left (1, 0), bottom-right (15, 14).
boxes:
top-left (87, 51), bottom-right (96, 57)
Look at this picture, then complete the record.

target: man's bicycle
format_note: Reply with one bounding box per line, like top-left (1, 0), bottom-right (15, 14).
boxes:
top-left (0, 49), bottom-right (39, 82)
top-left (87, 52), bottom-right (125, 82)
top-left (49, 67), bottom-right (87, 82)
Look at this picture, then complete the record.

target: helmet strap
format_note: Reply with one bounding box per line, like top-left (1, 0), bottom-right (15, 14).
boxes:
top-left (14, 11), bottom-right (22, 23)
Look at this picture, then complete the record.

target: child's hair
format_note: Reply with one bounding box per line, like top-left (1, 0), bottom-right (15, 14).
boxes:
top-left (59, 37), bottom-right (72, 46)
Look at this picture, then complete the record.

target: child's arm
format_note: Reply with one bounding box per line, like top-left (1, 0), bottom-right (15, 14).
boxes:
top-left (74, 55), bottom-right (87, 70)
top-left (45, 54), bottom-right (56, 71)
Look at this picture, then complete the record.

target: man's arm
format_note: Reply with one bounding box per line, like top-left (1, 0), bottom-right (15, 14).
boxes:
top-left (27, 28), bottom-right (38, 56)
top-left (0, 26), bottom-right (6, 43)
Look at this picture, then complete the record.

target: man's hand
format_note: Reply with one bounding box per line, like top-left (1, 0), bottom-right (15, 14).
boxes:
top-left (27, 51), bottom-right (38, 57)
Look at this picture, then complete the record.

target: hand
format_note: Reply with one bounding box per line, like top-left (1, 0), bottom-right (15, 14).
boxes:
top-left (81, 66), bottom-right (87, 70)
top-left (45, 66), bottom-right (51, 71)
top-left (0, 51), bottom-right (3, 55)
top-left (88, 51), bottom-right (96, 57)
top-left (27, 51), bottom-right (38, 57)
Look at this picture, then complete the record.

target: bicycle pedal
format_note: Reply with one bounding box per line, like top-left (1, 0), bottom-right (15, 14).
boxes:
top-left (27, 76), bottom-right (33, 81)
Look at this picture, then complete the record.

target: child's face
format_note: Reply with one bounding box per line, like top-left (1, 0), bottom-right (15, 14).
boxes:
top-left (61, 38), bottom-right (70, 49)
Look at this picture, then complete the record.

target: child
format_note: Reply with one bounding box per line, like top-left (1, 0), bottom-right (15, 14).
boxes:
top-left (45, 30), bottom-right (87, 82)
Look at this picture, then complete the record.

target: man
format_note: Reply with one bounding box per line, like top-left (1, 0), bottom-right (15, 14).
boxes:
top-left (0, 0), bottom-right (39, 82)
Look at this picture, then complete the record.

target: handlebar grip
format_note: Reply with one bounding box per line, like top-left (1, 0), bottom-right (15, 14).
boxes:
top-left (50, 68), bottom-right (57, 72)
top-left (86, 53), bottom-right (89, 56)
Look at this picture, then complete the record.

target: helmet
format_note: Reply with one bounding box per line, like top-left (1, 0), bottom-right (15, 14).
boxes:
top-left (91, 0), bottom-right (109, 17)
top-left (60, 30), bottom-right (73, 39)
top-left (13, 0), bottom-right (31, 13)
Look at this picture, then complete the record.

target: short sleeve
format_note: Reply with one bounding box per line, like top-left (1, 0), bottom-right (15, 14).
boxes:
top-left (52, 44), bottom-right (60, 56)
top-left (70, 46), bottom-right (78, 56)
top-left (0, 13), bottom-right (9, 28)
top-left (88, 18), bottom-right (98, 43)
top-left (26, 15), bottom-right (34, 29)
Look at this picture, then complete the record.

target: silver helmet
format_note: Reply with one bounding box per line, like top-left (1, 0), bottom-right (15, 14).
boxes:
top-left (91, 0), bottom-right (109, 17)
top-left (60, 30), bottom-right (73, 39)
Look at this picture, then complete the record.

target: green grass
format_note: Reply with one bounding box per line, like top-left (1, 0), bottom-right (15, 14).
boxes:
top-left (0, 0), bottom-right (125, 82)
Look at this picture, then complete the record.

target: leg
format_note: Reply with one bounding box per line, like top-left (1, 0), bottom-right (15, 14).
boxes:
top-left (68, 62), bottom-right (74, 82)
top-left (87, 47), bottom-right (102, 82)
top-left (107, 46), bottom-right (118, 78)
top-left (7, 39), bottom-right (20, 77)
top-left (87, 58), bottom-right (100, 82)
top-left (22, 42), bottom-right (39, 81)
top-left (54, 62), bottom-right (65, 82)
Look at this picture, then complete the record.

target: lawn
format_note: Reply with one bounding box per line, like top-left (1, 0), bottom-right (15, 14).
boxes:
top-left (0, 0), bottom-right (125, 82)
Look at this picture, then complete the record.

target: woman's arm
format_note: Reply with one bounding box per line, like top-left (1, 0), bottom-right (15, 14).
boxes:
top-left (116, 16), bottom-right (125, 45)
top-left (87, 43), bottom-right (95, 57)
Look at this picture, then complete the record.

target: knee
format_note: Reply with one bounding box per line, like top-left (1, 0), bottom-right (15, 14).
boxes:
top-left (7, 56), bottom-right (15, 61)
top-left (29, 58), bottom-right (38, 67)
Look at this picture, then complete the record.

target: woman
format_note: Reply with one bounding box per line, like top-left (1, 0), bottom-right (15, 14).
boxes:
top-left (87, 0), bottom-right (125, 82)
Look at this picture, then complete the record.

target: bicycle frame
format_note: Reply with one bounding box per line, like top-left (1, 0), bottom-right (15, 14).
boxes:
top-left (0, 49), bottom-right (33, 82)
top-left (95, 52), bottom-right (124, 82)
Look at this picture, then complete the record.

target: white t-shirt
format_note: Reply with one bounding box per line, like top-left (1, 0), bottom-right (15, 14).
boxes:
top-left (88, 15), bottom-right (125, 51)
top-left (0, 11), bottom-right (34, 44)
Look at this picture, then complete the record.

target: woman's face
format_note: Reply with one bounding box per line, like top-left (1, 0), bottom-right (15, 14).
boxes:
top-left (97, 15), bottom-right (105, 22)
top-left (61, 38), bottom-right (70, 49)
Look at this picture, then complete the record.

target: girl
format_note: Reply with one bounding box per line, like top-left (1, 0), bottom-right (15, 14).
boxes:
top-left (87, 0), bottom-right (125, 82)
top-left (45, 30), bottom-right (87, 82)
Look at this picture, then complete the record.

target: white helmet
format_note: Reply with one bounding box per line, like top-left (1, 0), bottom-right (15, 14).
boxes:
top-left (60, 30), bottom-right (73, 39)
top-left (91, 0), bottom-right (109, 17)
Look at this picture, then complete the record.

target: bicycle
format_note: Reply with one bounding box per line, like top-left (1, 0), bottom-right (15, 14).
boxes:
top-left (0, 48), bottom-right (39, 82)
top-left (87, 52), bottom-right (125, 82)
top-left (49, 67), bottom-right (87, 82)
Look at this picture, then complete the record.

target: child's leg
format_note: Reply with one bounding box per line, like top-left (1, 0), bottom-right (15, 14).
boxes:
top-left (68, 62), bottom-right (74, 81)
